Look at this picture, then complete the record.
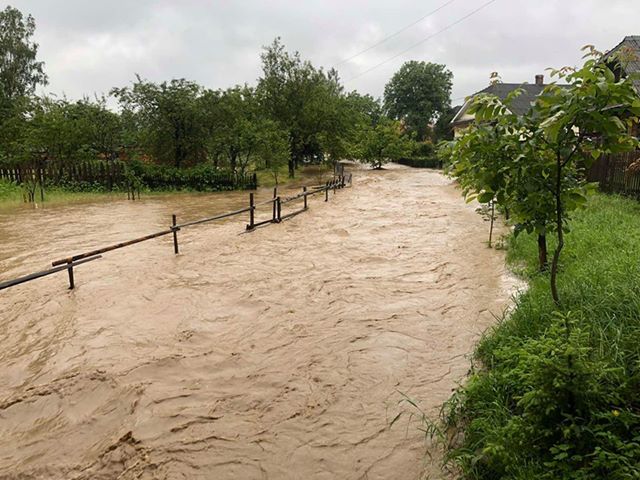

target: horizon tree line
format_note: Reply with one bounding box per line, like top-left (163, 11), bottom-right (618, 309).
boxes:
top-left (0, 5), bottom-right (454, 183)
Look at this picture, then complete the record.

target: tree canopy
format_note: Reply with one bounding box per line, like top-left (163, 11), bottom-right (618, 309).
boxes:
top-left (0, 5), bottom-right (47, 106)
top-left (257, 38), bottom-right (357, 177)
top-left (383, 61), bottom-right (452, 141)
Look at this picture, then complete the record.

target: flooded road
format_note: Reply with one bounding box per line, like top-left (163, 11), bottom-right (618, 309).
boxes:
top-left (0, 165), bottom-right (515, 479)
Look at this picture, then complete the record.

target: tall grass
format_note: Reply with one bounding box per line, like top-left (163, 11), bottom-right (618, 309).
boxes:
top-left (441, 194), bottom-right (640, 479)
top-left (0, 179), bottom-right (24, 203)
top-left (0, 178), bottom-right (123, 208)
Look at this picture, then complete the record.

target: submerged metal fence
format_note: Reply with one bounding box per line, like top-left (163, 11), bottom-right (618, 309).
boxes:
top-left (0, 174), bottom-right (352, 292)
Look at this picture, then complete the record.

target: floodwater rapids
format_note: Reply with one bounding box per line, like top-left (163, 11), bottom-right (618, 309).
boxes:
top-left (0, 165), bottom-right (516, 479)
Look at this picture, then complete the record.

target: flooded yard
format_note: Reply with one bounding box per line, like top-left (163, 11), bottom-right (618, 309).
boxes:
top-left (0, 165), bottom-right (515, 479)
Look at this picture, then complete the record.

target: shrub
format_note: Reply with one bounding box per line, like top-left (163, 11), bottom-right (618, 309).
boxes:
top-left (127, 161), bottom-right (256, 191)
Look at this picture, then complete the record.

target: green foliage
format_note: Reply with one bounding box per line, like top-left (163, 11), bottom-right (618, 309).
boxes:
top-left (355, 118), bottom-right (415, 169)
top-left (0, 6), bottom-right (451, 193)
top-left (200, 85), bottom-right (289, 177)
top-left (127, 161), bottom-right (252, 191)
top-left (435, 47), bottom-right (640, 479)
top-left (0, 178), bottom-right (21, 201)
top-left (0, 5), bottom-right (47, 105)
top-left (1, 95), bottom-right (123, 181)
top-left (442, 195), bottom-right (640, 480)
top-left (440, 49), bottom-right (640, 297)
top-left (112, 77), bottom-right (205, 168)
top-left (257, 38), bottom-right (361, 177)
top-left (384, 60), bottom-right (453, 141)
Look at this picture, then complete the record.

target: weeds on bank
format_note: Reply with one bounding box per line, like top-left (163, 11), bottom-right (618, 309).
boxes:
top-left (428, 195), bottom-right (640, 479)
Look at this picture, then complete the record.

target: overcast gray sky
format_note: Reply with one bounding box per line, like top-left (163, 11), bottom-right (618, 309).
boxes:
top-left (9, 0), bottom-right (640, 106)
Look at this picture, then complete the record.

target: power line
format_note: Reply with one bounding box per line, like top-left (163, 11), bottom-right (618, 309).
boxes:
top-left (345, 0), bottom-right (500, 83)
top-left (335, 0), bottom-right (456, 67)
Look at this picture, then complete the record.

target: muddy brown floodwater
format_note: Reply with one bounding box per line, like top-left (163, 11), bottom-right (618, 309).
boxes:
top-left (0, 165), bottom-right (516, 480)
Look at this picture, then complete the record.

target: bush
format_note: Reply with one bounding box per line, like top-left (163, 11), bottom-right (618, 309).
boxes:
top-left (127, 161), bottom-right (256, 191)
top-left (441, 194), bottom-right (640, 479)
top-left (413, 141), bottom-right (435, 158)
top-left (0, 178), bottom-right (22, 201)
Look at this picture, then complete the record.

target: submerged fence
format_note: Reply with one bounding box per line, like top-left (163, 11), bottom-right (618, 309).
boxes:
top-left (587, 151), bottom-right (640, 198)
top-left (0, 173), bottom-right (353, 292)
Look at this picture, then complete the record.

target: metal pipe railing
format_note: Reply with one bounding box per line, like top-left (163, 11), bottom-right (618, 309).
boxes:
top-left (3, 171), bottom-right (353, 292)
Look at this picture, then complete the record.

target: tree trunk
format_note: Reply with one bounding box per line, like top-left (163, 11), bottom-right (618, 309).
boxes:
top-left (230, 151), bottom-right (237, 174)
top-left (288, 158), bottom-right (295, 178)
top-left (488, 200), bottom-right (495, 247)
top-left (551, 154), bottom-right (563, 305)
top-left (538, 234), bottom-right (548, 272)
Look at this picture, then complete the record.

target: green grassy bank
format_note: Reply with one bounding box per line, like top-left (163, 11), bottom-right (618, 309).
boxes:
top-left (441, 194), bottom-right (640, 479)
top-left (0, 179), bottom-right (125, 207)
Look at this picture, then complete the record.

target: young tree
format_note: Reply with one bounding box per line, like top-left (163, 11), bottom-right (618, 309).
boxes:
top-left (384, 61), bottom-right (452, 141)
top-left (534, 49), bottom-right (640, 304)
top-left (357, 118), bottom-right (414, 169)
top-left (445, 91), bottom-right (556, 268)
top-left (442, 48), bottom-right (640, 303)
top-left (259, 126), bottom-right (290, 186)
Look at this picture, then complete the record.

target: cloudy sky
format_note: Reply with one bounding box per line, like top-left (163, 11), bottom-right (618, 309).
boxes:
top-left (9, 0), bottom-right (640, 106)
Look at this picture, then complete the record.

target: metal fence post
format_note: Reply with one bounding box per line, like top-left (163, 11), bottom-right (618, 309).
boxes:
top-left (172, 214), bottom-right (179, 254)
top-left (247, 192), bottom-right (255, 230)
top-left (67, 261), bottom-right (75, 289)
top-left (325, 182), bottom-right (329, 202)
top-left (272, 187), bottom-right (277, 222)
top-left (276, 196), bottom-right (282, 222)
top-left (303, 186), bottom-right (308, 210)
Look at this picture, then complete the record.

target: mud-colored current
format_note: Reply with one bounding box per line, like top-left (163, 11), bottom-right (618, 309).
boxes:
top-left (0, 165), bottom-right (516, 479)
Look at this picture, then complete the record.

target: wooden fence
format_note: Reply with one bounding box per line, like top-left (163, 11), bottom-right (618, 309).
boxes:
top-left (0, 161), bottom-right (258, 192)
top-left (0, 173), bottom-right (352, 292)
top-left (0, 161), bottom-right (127, 189)
top-left (587, 151), bottom-right (640, 198)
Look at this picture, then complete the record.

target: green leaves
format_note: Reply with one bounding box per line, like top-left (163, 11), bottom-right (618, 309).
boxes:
top-left (478, 191), bottom-right (495, 204)
top-left (356, 117), bottom-right (415, 169)
top-left (539, 110), bottom-right (567, 143)
top-left (0, 6), bottom-right (48, 104)
top-left (257, 38), bottom-right (357, 176)
top-left (383, 60), bottom-right (453, 141)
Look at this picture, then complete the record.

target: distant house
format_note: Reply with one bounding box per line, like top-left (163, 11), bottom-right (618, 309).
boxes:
top-left (604, 35), bottom-right (640, 95)
top-left (450, 74), bottom-right (555, 137)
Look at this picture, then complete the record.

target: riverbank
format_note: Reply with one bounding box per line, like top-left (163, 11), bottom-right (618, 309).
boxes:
top-left (0, 165), bottom-right (514, 479)
top-left (441, 194), bottom-right (640, 479)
